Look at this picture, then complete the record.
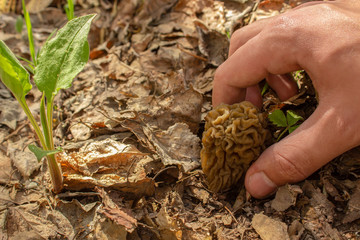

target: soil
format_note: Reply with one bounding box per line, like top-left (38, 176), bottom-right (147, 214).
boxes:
top-left (0, 0), bottom-right (359, 239)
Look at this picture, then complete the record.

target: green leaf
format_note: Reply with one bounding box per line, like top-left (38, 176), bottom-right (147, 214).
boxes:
top-left (0, 40), bottom-right (32, 102)
top-left (28, 145), bottom-right (62, 162)
top-left (15, 15), bottom-right (24, 33)
top-left (34, 14), bottom-right (96, 101)
top-left (66, 0), bottom-right (75, 21)
top-left (286, 110), bottom-right (303, 126)
top-left (40, 94), bottom-right (51, 149)
top-left (261, 82), bottom-right (269, 96)
top-left (22, 0), bottom-right (36, 65)
top-left (289, 124), bottom-right (300, 134)
top-left (269, 109), bottom-right (287, 127)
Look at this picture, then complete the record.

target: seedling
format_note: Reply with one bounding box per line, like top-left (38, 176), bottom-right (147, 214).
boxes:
top-left (0, 14), bottom-right (96, 193)
top-left (261, 82), bottom-right (269, 96)
top-left (269, 109), bottom-right (303, 141)
top-left (22, 0), bottom-right (36, 68)
top-left (15, 15), bottom-right (24, 34)
top-left (65, 0), bottom-right (75, 21)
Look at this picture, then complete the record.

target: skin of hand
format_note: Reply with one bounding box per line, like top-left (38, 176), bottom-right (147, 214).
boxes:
top-left (212, 0), bottom-right (360, 198)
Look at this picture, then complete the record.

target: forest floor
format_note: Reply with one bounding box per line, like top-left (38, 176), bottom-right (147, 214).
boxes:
top-left (0, 0), bottom-right (359, 239)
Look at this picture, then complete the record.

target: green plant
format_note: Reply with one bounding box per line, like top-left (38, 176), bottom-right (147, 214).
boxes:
top-left (15, 15), bottom-right (24, 34)
top-left (269, 109), bottom-right (303, 141)
top-left (261, 82), bottom-right (269, 96)
top-left (65, 0), bottom-right (75, 21)
top-left (22, 0), bottom-right (36, 68)
top-left (0, 14), bottom-right (96, 193)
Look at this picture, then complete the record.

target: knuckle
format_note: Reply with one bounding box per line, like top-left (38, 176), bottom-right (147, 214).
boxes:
top-left (214, 64), bottom-right (226, 83)
top-left (267, 16), bottom-right (299, 39)
top-left (228, 28), bottom-right (246, 54)
top-left (229, 28), bottom-right (244, 44)
top-left (273, 146), bottom-right (309, 183)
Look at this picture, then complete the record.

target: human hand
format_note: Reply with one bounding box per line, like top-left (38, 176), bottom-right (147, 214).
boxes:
top-left (212, 0), bottom-right (360, 198)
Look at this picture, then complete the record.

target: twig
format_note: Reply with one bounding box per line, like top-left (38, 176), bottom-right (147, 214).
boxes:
top-left (249, 0), bottom-right (261, 24)
top-left (57, 191), bottom-right (100, 198)
top-left (2, 120), bottom-right (30, 143)
top-left (152, 166), bottom-right (178, 181)
top-left (177, 44), bottom-right (208, 62)
top-left (176, 169), bottom-right (202, 183)
top-left (126, 156), bottom-right (138, 182)
top-left (224, 205), bottom-right (239, 224)
top-left (113, 52), bottom-right (145, 74)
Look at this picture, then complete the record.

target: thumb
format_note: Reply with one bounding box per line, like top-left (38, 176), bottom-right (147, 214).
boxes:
top-left (245, 103), bottom-right (359, 198)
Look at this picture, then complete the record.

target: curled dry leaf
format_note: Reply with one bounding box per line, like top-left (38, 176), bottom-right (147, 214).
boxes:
top-left (196, 23), bottom-right (229, 66)
top-left (343, 180), bottom-right (360, 224)
top-left (102, 207), bottom-right (137, 233)
top-left (252, 213), bottom-right (290, 240)
top-left (201, 101), bottom-right (269, 192)
top-left (156, 206), bottom-right (182, 240)
top-left (11, 150), bottom-right (41, 179)
top-left (0, 151), bottom-right (19, 184)
top-left (57, 139), bottom-right (155, 196)
top-left (0, 98), bottom-right (25, 130)
top-left (144, 122), bottom-right (201, 173)
top-left (25, 0), bottom-right (53, 13)
top-left (271, 184), bottom-right (302, 212)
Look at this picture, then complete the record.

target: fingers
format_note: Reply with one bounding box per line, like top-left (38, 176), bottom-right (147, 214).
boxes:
top-left (229, 18), bottom-right (270, 56)
top-left (244, 103), bottom-right (360, 198)
top-left (266, 74), bottom-right (298, 101)
top-left (212, 79), bottom-right (246, 107)
top-left (245, 85), bottom-right (262, 108)
top-left (213, 26), bottom-right (301, 106)
top-left (213, 19), bottom-right (270, 107)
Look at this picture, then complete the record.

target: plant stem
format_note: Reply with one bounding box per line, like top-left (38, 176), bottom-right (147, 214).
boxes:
top-left (277, 126), bottom-right (289, 142)
top-left (46, 154), bottom-right (63, 193)
top-left (20, 95), bottom-right (63, 193)
top-left (47, 96), bottom-right (55, 149)
top-left (19, 98), bottom-right (47, 150)
top-left (46, 96), bottom-right (63, 193)
top-left (68, 0), bottom-right (74, 20)
top-left (40, 95), bottom-right (51, 149)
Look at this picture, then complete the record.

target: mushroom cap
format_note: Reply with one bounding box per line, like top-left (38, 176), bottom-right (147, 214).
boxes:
top-left (201, 101), bottom-right (269, 192)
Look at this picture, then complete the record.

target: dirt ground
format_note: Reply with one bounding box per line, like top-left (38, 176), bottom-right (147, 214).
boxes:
top-left (0, 0), bottom-right (359, 239)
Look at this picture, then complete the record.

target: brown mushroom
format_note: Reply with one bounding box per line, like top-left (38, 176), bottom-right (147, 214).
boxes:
top-left (201, 101), bottom-right (269, 192)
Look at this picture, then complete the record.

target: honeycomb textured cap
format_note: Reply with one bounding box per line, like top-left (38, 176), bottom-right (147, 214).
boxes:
top-left (201, 101), bottom-right (269, 192)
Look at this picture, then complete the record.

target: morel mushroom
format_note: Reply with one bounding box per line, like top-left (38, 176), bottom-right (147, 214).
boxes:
top-left (201, 101), bottom-right (269, 192)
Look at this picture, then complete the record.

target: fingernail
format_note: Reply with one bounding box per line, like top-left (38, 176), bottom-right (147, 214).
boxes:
top-left (247, 171), bottom-right (278, 198)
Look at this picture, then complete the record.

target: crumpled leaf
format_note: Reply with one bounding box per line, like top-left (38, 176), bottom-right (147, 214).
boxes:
top-left (252, 213), bottom-right (290, 240)
top-left (13, 209), bottom-right (59, 239)
top-left (94, 218), bottom-right (128, 240)
top-left (56, 199), bottom-right (99, 239)
top-left (196, 24), bottom-right (229, 66)
top-left (144, 123), bottom-right (201, 173)
top-left (57, 138), bottom-right (156, 196)
top-left (156, 206), bottom-right (182, 240)
top-left (271, 184), bottom-right (302, 212)
top-left (0, 151), bottom-right (19, 184)
top-left (47, 211), bottom-right (75, 239)
top-left (0, 98), bottom-right (24, 129)
top-left (25, 0), bottom-right (53, 13)
top-left (343, 180), bottom-right (360, 224)
top-left (102, 207), bottom-right (137, 232)
top-left (11, 150), bottom-right (41, 179)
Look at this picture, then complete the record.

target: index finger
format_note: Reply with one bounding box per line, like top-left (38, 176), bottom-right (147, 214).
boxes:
top-left (212, 19), bottom-right (302, 107)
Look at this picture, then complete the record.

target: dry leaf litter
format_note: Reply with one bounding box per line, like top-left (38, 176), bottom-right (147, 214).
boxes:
top-left (0, 0), bottom-right (359, 239)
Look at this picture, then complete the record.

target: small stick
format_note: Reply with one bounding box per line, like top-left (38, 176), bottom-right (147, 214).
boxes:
top-left (177, 44), bottom-right (208, 62)
top-left (224, 205), bottom-right (239, 224)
